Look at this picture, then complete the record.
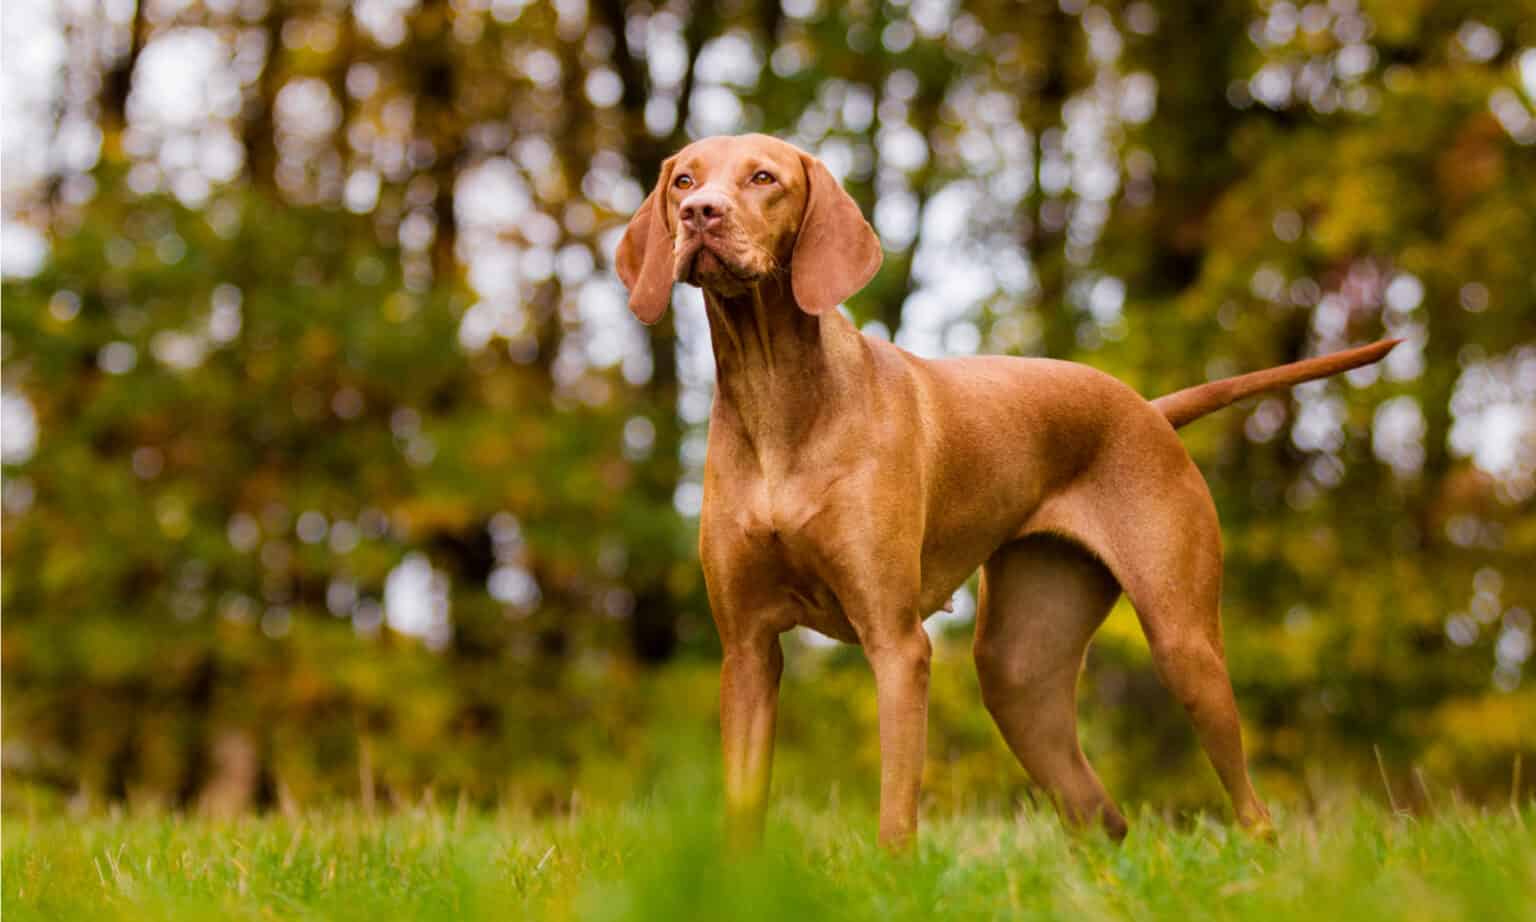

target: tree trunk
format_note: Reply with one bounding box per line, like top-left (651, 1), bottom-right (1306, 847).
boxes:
top-left (99, 0), bottom-right (147, 159)
top-left (243, 11), bottom-right (285, 190)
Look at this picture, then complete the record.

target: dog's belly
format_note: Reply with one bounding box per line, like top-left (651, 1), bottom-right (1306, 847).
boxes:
top-left (714, 491), bottom-right (992, 645)
top-left (774, 544), bottom-right (988, 643)
top-left (785, 585), bottom-right (862, 643)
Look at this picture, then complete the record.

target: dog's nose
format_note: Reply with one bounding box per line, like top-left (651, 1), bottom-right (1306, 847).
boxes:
top-left (679, 191), bottom-right (730, 232)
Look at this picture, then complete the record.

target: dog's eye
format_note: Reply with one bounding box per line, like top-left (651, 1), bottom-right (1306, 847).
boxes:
top-left (674, 174), bottom-right (695, 190)
top-left (750, 171), bottom-right (775, 186)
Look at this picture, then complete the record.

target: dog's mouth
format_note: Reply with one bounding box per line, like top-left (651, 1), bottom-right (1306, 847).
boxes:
top-left (674, 236), bottom-right (759, 290)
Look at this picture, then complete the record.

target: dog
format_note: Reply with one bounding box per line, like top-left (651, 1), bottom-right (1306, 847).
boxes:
top-left (616, 133), bottom-right (1397, 847)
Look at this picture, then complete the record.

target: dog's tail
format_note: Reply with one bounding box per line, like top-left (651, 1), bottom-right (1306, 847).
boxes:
top-left (1153, 338), bottom-right (1401, 430)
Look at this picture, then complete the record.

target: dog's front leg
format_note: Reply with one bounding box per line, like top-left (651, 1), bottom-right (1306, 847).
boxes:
top-left (720, 631), bottom-right (783, 849)
top-left (860, 622), bottom-right (932, 849)
top-left (820, 506), bottom-right (931, 847)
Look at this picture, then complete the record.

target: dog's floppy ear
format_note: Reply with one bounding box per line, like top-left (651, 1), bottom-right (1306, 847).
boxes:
top-left (616, 157), bottom-right (676, 324)
top-left (790, 152), bottom-right (883, 315)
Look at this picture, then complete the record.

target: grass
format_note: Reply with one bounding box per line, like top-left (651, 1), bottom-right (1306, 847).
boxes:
top-left (5, 781), bottom-right (1534, 922)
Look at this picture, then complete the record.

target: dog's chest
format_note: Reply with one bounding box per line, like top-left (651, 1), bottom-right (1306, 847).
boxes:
top-left (731, 471), bottom-right (834, 555)
top-left (708, 470), bottom-right (860, 640)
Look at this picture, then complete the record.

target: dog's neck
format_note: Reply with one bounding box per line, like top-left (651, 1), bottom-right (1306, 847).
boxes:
top-left (701, 275), bottom-right (867, 457)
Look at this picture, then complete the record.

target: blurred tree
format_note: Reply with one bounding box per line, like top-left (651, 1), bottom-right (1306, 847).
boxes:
top-left (2, 0), bottom-right (1532, 812)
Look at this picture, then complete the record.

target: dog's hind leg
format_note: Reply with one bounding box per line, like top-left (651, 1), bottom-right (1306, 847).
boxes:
top-left (1099, 464), bottom-right (1273, 834)
top-left (973, 535), bottom-right (1128, 838)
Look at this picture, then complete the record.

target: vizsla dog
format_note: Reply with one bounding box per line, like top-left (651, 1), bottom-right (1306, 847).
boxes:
top-left (616, 133), bottom-right (1397, 848)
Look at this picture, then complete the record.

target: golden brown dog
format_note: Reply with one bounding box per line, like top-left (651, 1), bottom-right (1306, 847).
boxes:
top-left (617, 133), bottom-right (1397, 847)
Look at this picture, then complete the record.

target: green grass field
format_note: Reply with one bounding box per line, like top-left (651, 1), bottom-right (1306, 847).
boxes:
top-left (5, 788), bottom-right (1534, 922)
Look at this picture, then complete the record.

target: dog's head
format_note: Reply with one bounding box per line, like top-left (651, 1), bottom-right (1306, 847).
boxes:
top-left (615, 134), bottom-right (882, 323)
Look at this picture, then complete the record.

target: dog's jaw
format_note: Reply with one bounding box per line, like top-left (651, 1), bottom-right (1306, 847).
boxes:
top-left (674, 229), bottom-right (776, 298)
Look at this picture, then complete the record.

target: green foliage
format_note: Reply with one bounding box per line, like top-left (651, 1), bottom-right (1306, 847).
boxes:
top-left (1, 178), bottom-right (698, 808)
top-left (4, 0), bottom-right (1535, 816)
